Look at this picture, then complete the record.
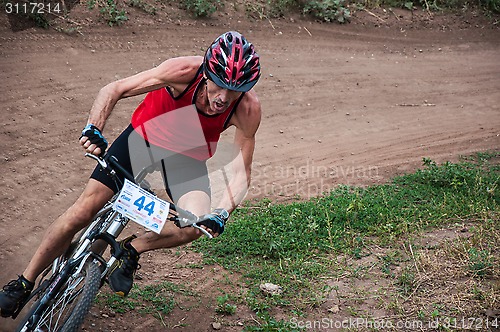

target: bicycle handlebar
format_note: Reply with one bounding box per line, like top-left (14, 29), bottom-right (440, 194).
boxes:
top-left (85, 153), bottom-right (213, 239)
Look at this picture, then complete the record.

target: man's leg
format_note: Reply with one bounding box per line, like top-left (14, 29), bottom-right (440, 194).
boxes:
top-left (0, 179), bottom-right (114, 317)
top-left (23, 179), bottom-right (114, 282)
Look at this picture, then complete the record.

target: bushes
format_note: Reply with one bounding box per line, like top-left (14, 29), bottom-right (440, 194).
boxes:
top-left (87, 0), bottom-right (128, 26)
top-left (6, 0), bottom-right (499, 29)
top-left (377, 0), bottom-right (499, 12)
top-left (178, 0), bottom-right (223, 17)
top-left (303, 0), bottom-right (351, 23)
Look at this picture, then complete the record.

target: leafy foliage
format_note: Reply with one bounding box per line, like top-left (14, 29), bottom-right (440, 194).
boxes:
top-left (127, 0), bottom-right (156, 15)
top-left (468, 247), bottom-right (494, 277)
top-left (87, 0), bottom-right (128, 26)
top-left (377, 0), bottom-right (500, 12)
top-left (303, 0), bottom-right (351, 23)
top-left (178, 0), bottom-right (223, 17)
top-left (215, 294), bottom-right (237, 315)
top-left (484, 0), bottom-right (500, 12)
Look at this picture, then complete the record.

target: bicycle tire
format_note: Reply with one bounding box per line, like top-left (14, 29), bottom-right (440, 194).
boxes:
top-left (16, 260), bottom-right (102, 332)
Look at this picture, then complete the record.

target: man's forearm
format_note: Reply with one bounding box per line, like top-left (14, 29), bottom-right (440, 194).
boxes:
top-left (87, 83), bottom-right (121, 130)
top-left (216, 172), bottom-right (250, 214)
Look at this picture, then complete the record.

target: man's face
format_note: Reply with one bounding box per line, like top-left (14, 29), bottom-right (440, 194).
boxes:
top-left (205, 79), bottom-right (242, 115)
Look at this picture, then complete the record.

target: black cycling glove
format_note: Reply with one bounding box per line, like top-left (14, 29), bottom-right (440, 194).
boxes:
top-left (197, 208), bottom-right (229, 236)
top-left (80, 124), bottom-right (108, 156)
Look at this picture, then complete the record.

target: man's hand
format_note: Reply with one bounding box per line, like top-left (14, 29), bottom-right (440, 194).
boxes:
top-left (80, 124), bottom-right (108, 157)
top-left (197, 209), bottom-right (229, 237)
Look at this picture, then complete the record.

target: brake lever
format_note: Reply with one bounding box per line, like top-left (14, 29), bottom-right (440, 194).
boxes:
top-left (192, 224), bottom-right (213, 239)
top-left (172, 211), bottom-right (214, 239)
top-left (85, 153), bottom-right (107, 169)
top-left (172, 217), bottom-right (213, 239)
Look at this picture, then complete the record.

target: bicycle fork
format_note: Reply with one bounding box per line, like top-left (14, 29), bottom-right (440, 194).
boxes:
top-left (22, 211), bottom-right (129, 330)
top-left (23, 255), bottom-right (88, 331)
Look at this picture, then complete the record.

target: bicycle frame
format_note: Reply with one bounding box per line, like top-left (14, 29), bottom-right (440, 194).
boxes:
top-left (18, 153), bottom-right (210, 332)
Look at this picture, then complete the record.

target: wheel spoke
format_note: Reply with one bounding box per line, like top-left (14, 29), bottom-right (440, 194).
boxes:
top-left (33, 273), bottom-right (86, 331)
top-left (17, 259), bottom-right (102, 332)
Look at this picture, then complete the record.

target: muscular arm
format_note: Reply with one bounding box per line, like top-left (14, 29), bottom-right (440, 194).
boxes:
top-left (86, 56), bottom-right (203, 130)
top-left (81, 56), bottom-right (203, 155)
top-left (216, 91), bottom-right (261, 214)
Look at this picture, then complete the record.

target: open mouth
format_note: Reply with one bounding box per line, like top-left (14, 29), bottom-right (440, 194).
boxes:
top-left (213, 99), bottom-right (227, 112)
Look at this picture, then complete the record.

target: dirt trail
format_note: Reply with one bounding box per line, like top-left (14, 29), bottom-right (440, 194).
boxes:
top-left (0, 8), bottom-right (499, 331)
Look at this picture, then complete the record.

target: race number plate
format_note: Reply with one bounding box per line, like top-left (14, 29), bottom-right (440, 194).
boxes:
top-left (113, 179), bottom-right (170, 234)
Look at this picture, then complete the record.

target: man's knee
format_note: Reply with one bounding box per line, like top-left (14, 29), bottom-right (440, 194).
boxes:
top-left (62, 180), bottom-right (114, 230)
top-left (67, 201), bottom-right (97, 226)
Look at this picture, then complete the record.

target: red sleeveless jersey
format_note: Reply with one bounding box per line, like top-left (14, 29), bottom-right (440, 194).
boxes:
top-left (131, 66), bottom-right (242, 161)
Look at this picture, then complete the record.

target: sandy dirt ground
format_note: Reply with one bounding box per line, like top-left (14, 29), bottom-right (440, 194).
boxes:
top-left (0, 4), bottom-right (499, 331)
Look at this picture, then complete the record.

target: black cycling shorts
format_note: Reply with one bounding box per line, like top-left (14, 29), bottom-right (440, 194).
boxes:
top-left (90, 124), bottom-right (210, 202)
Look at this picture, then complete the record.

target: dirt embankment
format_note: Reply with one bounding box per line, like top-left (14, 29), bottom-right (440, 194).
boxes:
top-left (0, 5), bottom-right (499, 331)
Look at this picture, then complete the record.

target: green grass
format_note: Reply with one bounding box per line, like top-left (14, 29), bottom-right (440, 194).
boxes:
top-left (96, 280), bottom-right (199, 316)
top-left (96, 151), bottom-right (498, 328)
top-left (192, 151), bottom-right (499, 327)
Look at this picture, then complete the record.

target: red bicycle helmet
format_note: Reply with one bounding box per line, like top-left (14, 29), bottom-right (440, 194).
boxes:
top-left (204, 31), bottom-right (261, 92)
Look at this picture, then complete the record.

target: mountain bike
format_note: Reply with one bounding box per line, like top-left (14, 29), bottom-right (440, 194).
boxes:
top-left (14, 153), bottom-right (212, 332)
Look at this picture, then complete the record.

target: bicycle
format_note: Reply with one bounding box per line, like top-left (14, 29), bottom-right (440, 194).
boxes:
top-left (14, 153), bottom-right (213, 332)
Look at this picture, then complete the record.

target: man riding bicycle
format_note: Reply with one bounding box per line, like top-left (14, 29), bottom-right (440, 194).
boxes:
top-left (0, 30), bottom-right (261, 316)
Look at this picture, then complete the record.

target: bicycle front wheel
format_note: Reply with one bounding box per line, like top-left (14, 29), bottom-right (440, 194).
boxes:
top-left (16, 260), bottom-right (102, 332)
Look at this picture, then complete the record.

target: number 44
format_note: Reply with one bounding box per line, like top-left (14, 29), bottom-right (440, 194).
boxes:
top-left (134, 195), bottom-right (155, 216)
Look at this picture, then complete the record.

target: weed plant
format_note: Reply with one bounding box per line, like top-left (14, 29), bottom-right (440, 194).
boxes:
top-left (87, 0), bottom-right (128, 26)
top-left (377, 0), bottom-right (500, 12)
top-left (127, 0), bottom-right (156, 15)
top-left (178, 0), bottom-right (223, 17)
top-left (7, 0), bottom-right (499, 29)
top-left (303, 0), bottom-right (351, 23)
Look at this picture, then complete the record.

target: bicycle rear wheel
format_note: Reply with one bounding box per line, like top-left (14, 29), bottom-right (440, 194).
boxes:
top-left (16, 260), bottom-right (102, 332)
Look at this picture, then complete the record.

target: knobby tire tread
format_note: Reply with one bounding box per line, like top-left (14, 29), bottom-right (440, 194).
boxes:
top-left (15, 261), bottom-right (102, 332)
top-left (60, 261), bottom-right (101, 332)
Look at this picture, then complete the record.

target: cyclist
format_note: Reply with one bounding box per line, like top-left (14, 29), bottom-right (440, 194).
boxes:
top-left (0, 30), bottom-right (261, 317)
